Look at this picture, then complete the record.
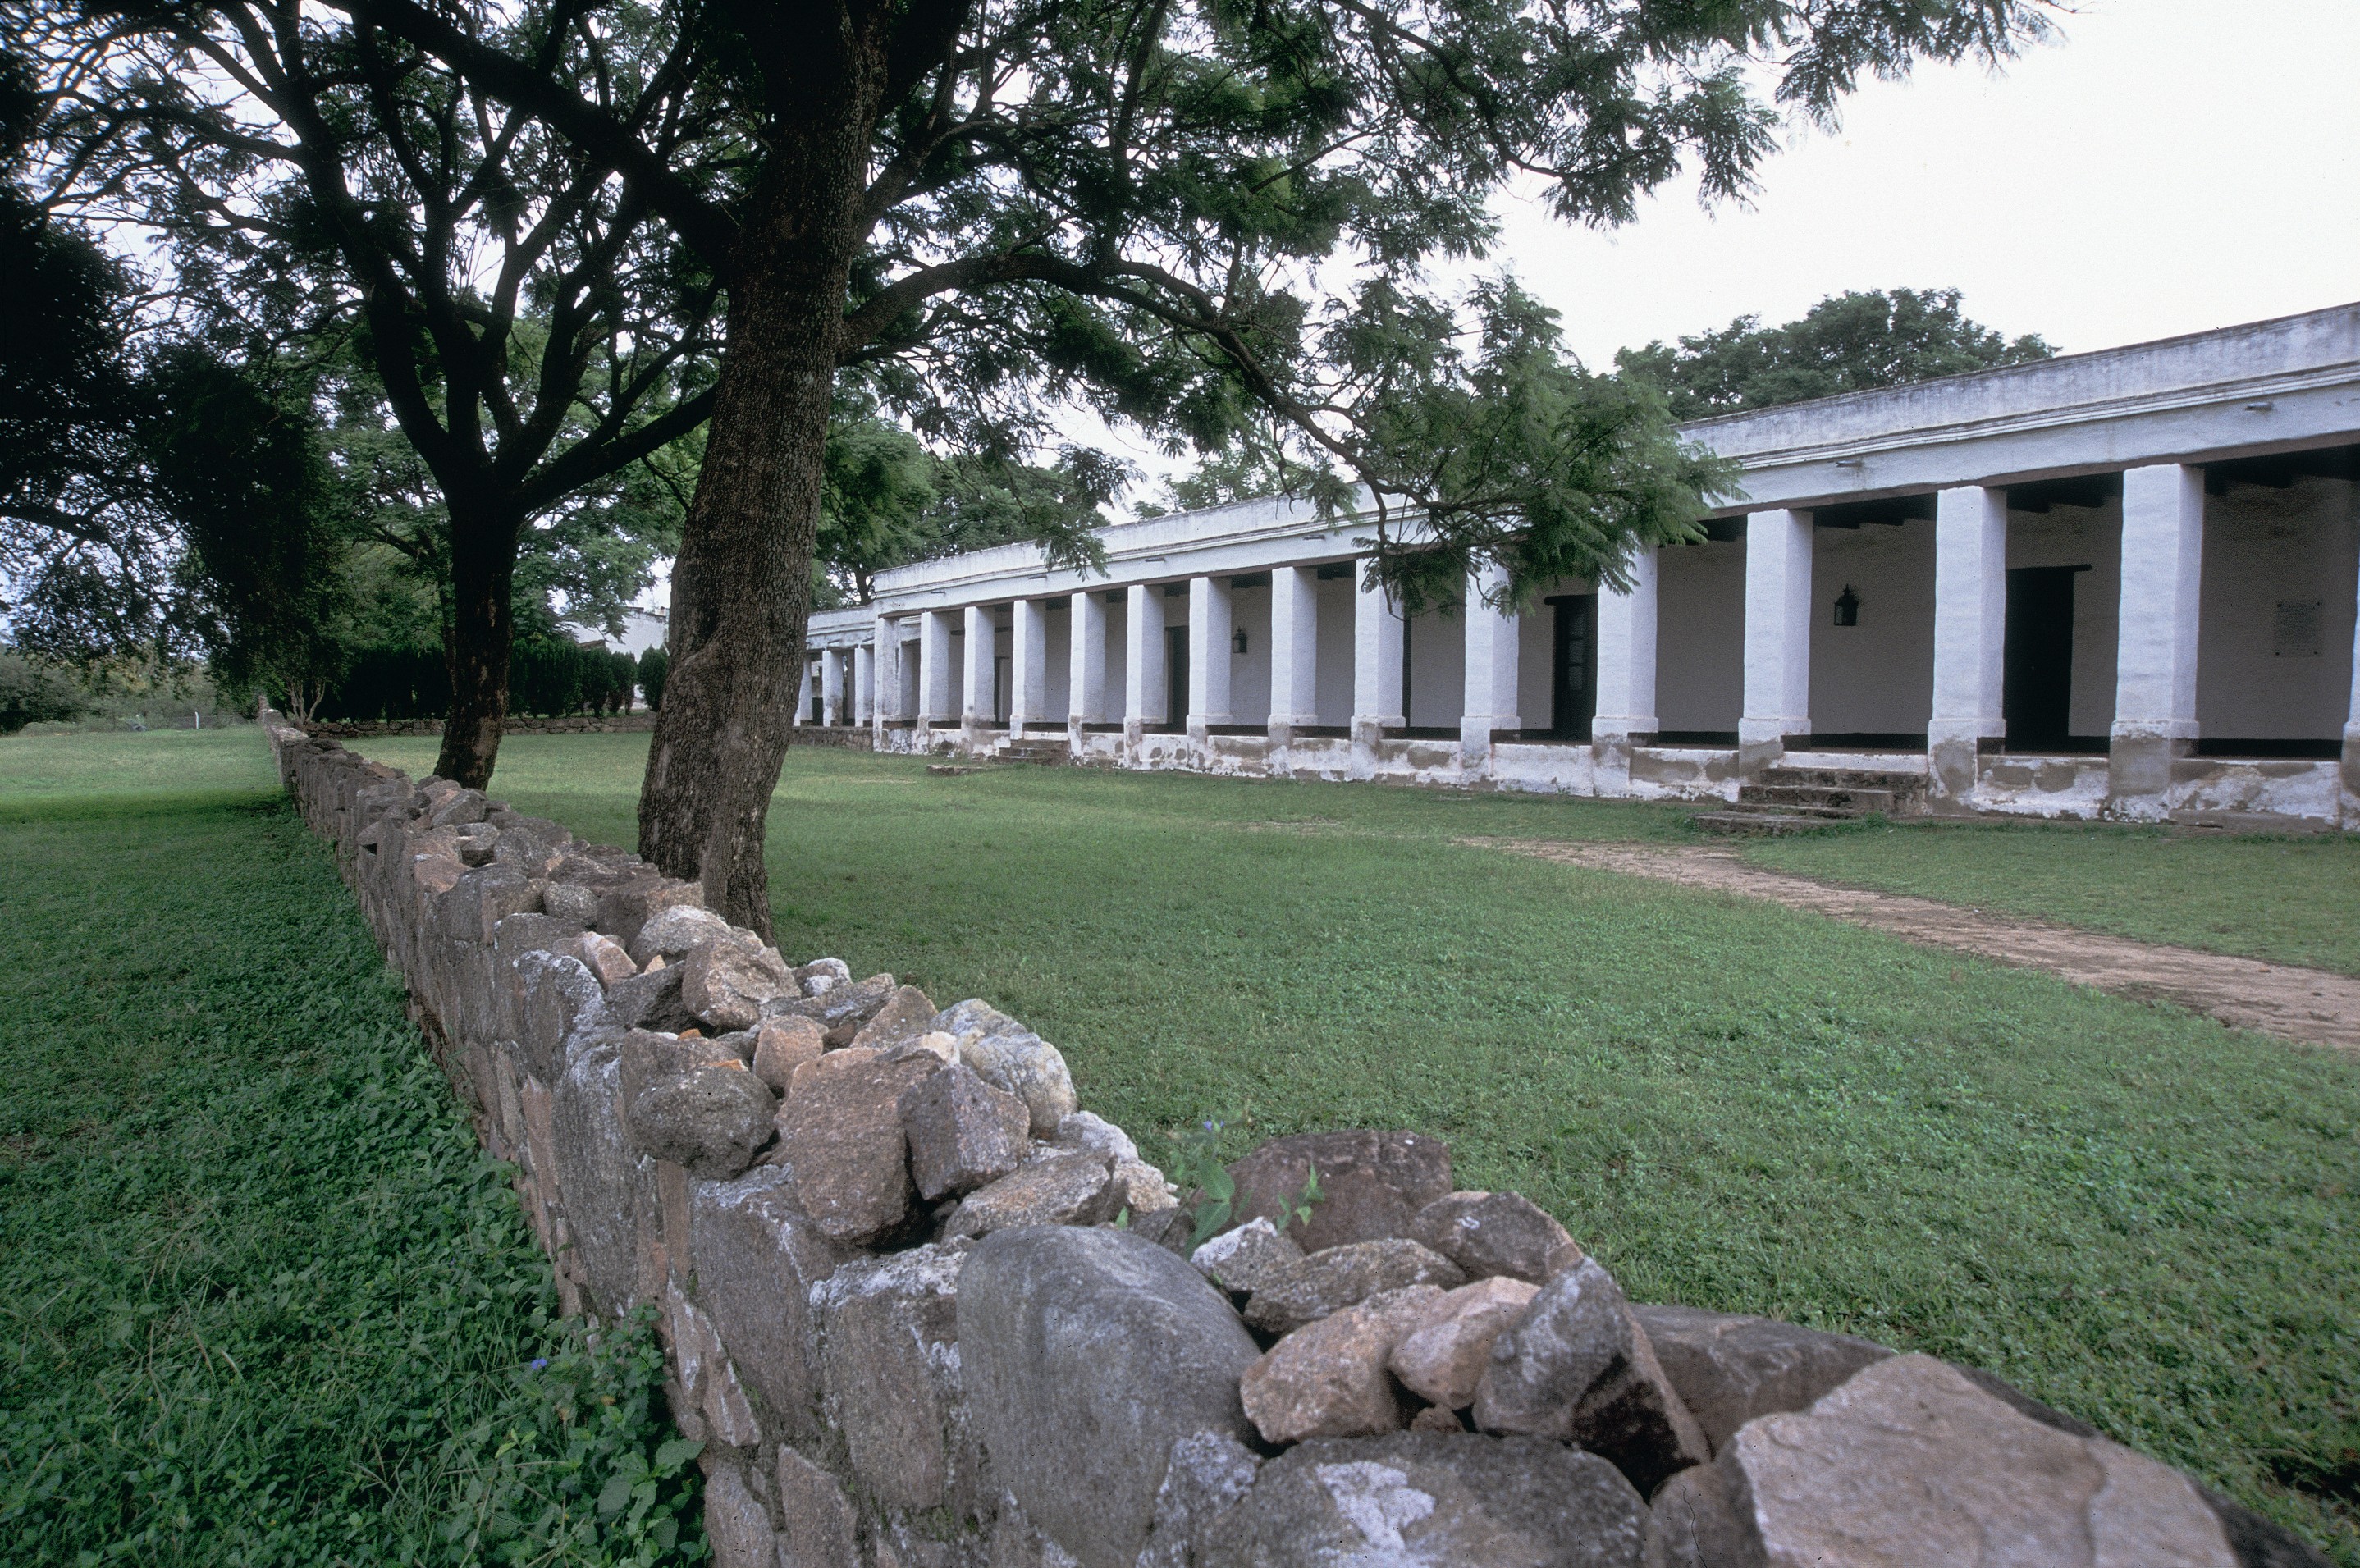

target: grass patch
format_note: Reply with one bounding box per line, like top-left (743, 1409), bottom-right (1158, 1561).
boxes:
top-left (1738, 816), bottom-right (2360, 977)
top-left (0, 768), bottom-right (703, 1566)
top-left (356, 732), bottom-right (2360, 1562)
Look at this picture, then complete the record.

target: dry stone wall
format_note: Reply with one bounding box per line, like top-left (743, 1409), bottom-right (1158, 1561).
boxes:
top-left (263, 714), bottom-right (2326, 1568)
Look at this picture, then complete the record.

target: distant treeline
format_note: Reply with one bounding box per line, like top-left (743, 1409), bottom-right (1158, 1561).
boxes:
top-left (313, 640), bottom-right (670, 723)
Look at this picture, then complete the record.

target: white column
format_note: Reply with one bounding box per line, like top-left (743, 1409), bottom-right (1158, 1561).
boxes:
top-left (917, 609), bottom-right (952, 725)
top-left (1740, 508), bottom-right (1813, 768)
top-left (1010, 598), bottom-right (1046, 730)
top-left (1069, 591), bottom-right (1107, 725)
top-left (1927, 485), bottom-right (2009, 801)
top-left (819, 647), bottom-right (844, 726)
top-left (2110, 464), bottom-right (2204, 816)
top-left (2343, 545), bottom-right (2360, 825)
top-left (1592, 545), bottom-right (1659, 747)
top-left (1125, 583), bottom-right (1167, 734)
top-left (1187, 576), bottom-right (1233, 733)
top-left (963, 604), bottom-right (997, 726)
top-left (1268, 565), bottom-right (1319, 730)
top-left (853, 642), bottom-right (874, 725)
top-left (792, 658), bottom-right (811, 726)
top-left (1352, 565), bottom-right (1405, 734)
top-left (869, 611), bottom-right (895, 729)
top-left (1460, 563), bottom-right (1521, 770)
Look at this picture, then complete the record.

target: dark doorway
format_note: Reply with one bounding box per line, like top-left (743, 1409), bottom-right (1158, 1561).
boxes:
top-left (1548, 594), bottom-right (1597, 739)
top-left (2003, 565), bottom-right (2086, 750)
top-left (994, 655), bottom-right (1011, 725)
top-left (1166, 624), bottom-right (1189, 725)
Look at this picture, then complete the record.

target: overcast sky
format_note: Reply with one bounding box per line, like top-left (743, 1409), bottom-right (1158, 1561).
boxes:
top-left (622, 1), bottom-right (2359, 624)
top-left (1506, 0), bottom-right (2360, 368)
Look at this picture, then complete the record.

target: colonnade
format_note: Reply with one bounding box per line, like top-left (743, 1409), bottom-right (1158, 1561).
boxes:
top-left (790, 459), bottom-right (2360, 822)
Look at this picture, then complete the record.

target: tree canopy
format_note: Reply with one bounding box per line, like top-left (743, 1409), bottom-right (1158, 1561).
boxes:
top-left (1615, 286), bottom-right (2056, 420)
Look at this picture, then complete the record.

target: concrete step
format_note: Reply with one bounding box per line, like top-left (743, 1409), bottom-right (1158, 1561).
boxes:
top-left (1745, 784), bottom-right (1896, 814)
top-left (1694, 810), bottom-right (1844, 836)
top-left (1759, 765), bottom-right (1923, 792)
top-left (1719, 799), bottom-right (1862, 821)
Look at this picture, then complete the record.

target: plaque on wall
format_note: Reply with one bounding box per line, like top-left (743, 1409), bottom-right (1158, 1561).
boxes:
top-left (2272, 599), bottom-right (2324, 658)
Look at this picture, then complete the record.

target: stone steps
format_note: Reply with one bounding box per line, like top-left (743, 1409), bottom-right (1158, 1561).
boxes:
top-left (1695, 761), bottom-right (1926, 835)
top-left (997, 737), bottom-right (1073, 766)
top-left (1748, 783), bottom-right (1898, 815)
top-left (1693, 810), bottom-right (1845, 836)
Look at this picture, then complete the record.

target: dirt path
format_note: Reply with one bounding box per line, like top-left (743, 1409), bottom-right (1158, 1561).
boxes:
top-left (1482, 840), bottom-right (2360, 1054)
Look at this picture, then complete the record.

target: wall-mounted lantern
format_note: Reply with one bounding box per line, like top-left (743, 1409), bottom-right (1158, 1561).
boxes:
top-left (1832, 585), bottom-right (1860, 627)
top-left (1233, 629), bottom-right (1250, 654)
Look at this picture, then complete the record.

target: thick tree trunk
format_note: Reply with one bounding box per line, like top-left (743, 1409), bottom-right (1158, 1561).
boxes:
top-left (435, 505), bottom-right (519, 789)
top-left (637, 25), bottom-right (890, 935)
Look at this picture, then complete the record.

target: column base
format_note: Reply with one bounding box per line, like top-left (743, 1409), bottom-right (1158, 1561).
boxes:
top-left (1926, 721), bottom-right (2002, 806)
top-left (1460, 715), bottom-right (1517, 778)
top-left (2107, 725), bottom-right (2194, 820)
top-left (1736, 719), bottom-right (1804, 776)
top-left (2343, 725), bottom-right (2360, 827)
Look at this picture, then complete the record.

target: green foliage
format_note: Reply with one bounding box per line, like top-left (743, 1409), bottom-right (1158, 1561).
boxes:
top-left (313, 642), bottom-right (453, 725)
top-left (0, 773), bottom-right (705, 1566)
top-left (0, 650), bottom-right (90, 733)
top-left (364, 734), bottom-right (2360, 1562)
top-left (1616, 288), bottom-right (2058, 420)
top-left (510, 638), bottom-right (638, 720)
top-left (636, 648), bottom-right (669, 713)
top-left (1163, 1118), bottom-right (1242, 1249)
top-left (813, 418), bottom-right (1117, 606)
top-left (440, 1310), bottom-right (707, 1566)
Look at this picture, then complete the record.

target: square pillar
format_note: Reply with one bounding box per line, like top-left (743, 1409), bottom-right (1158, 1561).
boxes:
top-left (852, 642), bottom-right (874, 725)
top-left (819, 647), bottom-right (844, 726)
top-left (917, 609), bottom-right (952, 725)
top-left (1928, 485), bottom-right (2009, 802)
top-left (1269, 565), bottom-right (1319, 734)
top-left (1068, 590), bottom-right (1107, 728)
top-left (1740, 508), bottom-right (1813, 771)
top-left (1124, 583), bottom-right (1167, 746)
top-left (1461, 563), bottom-right (1521, 774)
top-left (1187, 575), bottom-right (1233, 734)
top-left (2344, 543), bottom-right (2360, 825)
top-left (1593, 542), bottom-right (1659, 736)
top-left (2109, 464), bottom-right (2203, 818)
top-left (963, 604), bottom-right (997, 729)
top-left (869, 612), bottom-right (896, 729)
top-left (792, 658), bottom-right (811, 726)
top-left (1010, 598), bottom-right (1047, 730)
top-left (1352, 565), bottom-right (1405, 735)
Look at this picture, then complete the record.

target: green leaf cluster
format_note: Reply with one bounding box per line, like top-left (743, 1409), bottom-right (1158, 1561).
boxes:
top-left (1615, 288), bottom-right (2058, 420)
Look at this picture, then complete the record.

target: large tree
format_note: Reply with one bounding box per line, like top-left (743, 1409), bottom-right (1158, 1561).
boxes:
top-left (33, 2), bottom-right (724, 785)
top-left (89, 0), bottom-right (2056, 930)
top-left (1616, 286), bottom-right (2056, 419)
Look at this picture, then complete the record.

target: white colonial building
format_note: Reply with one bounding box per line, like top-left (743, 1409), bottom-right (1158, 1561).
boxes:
top-left (798, 303), bottom-right (2360, 828)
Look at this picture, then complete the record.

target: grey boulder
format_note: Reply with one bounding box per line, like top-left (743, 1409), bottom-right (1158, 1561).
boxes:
top-left (944, 1149), bottom-right (1122, 1239)
top-left (931, 999), bottom-right (1077, 1136)
top-left (958, 1226), bottom-right (1263, 1568)
top-left (1629, 1302), bottom-right (1891, 1455)
top-left (621, 1060), bottom-right (775, 1180)
top-left (1200, 1432), bottom-right (1647, 1568)
top-left (1474, 1257), bottom-right (1709, 1497)
top-left (1228, 1129), bottom-right (1453, 1252)
top-left (1242, 1237), bottom-right (1466, 1336)
top-left (1412, 1189), bottom-right (1585, 1284)
top-left (1650, 1354), bottom-right (2239, 1568)
top-left (679, 937), bottom-right (794, 1031)
top-left (901, 1062), bottom-right (1030, 1200)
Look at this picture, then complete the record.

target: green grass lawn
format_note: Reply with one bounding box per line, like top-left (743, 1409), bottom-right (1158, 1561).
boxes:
top-left (358, 731), bottom-right (2360, 1561)
top-left (0, 741), bottom-right (702, 1566)
top-left (1741, 816), bottom-right (2360, 977)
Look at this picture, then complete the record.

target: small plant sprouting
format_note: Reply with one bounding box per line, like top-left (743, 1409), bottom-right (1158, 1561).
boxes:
top-left (1163, 1114), bottom-right (1324, 1251)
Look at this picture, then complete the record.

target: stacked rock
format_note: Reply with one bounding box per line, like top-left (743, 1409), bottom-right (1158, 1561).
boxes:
top-left (260, 714), bottom-right (2323, 1568)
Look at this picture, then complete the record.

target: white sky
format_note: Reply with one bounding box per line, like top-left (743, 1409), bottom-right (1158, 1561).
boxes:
top-left (1502, 0), bottom-right (2360, 370)
top-left (627, 0), bottom-right (2360, 620)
